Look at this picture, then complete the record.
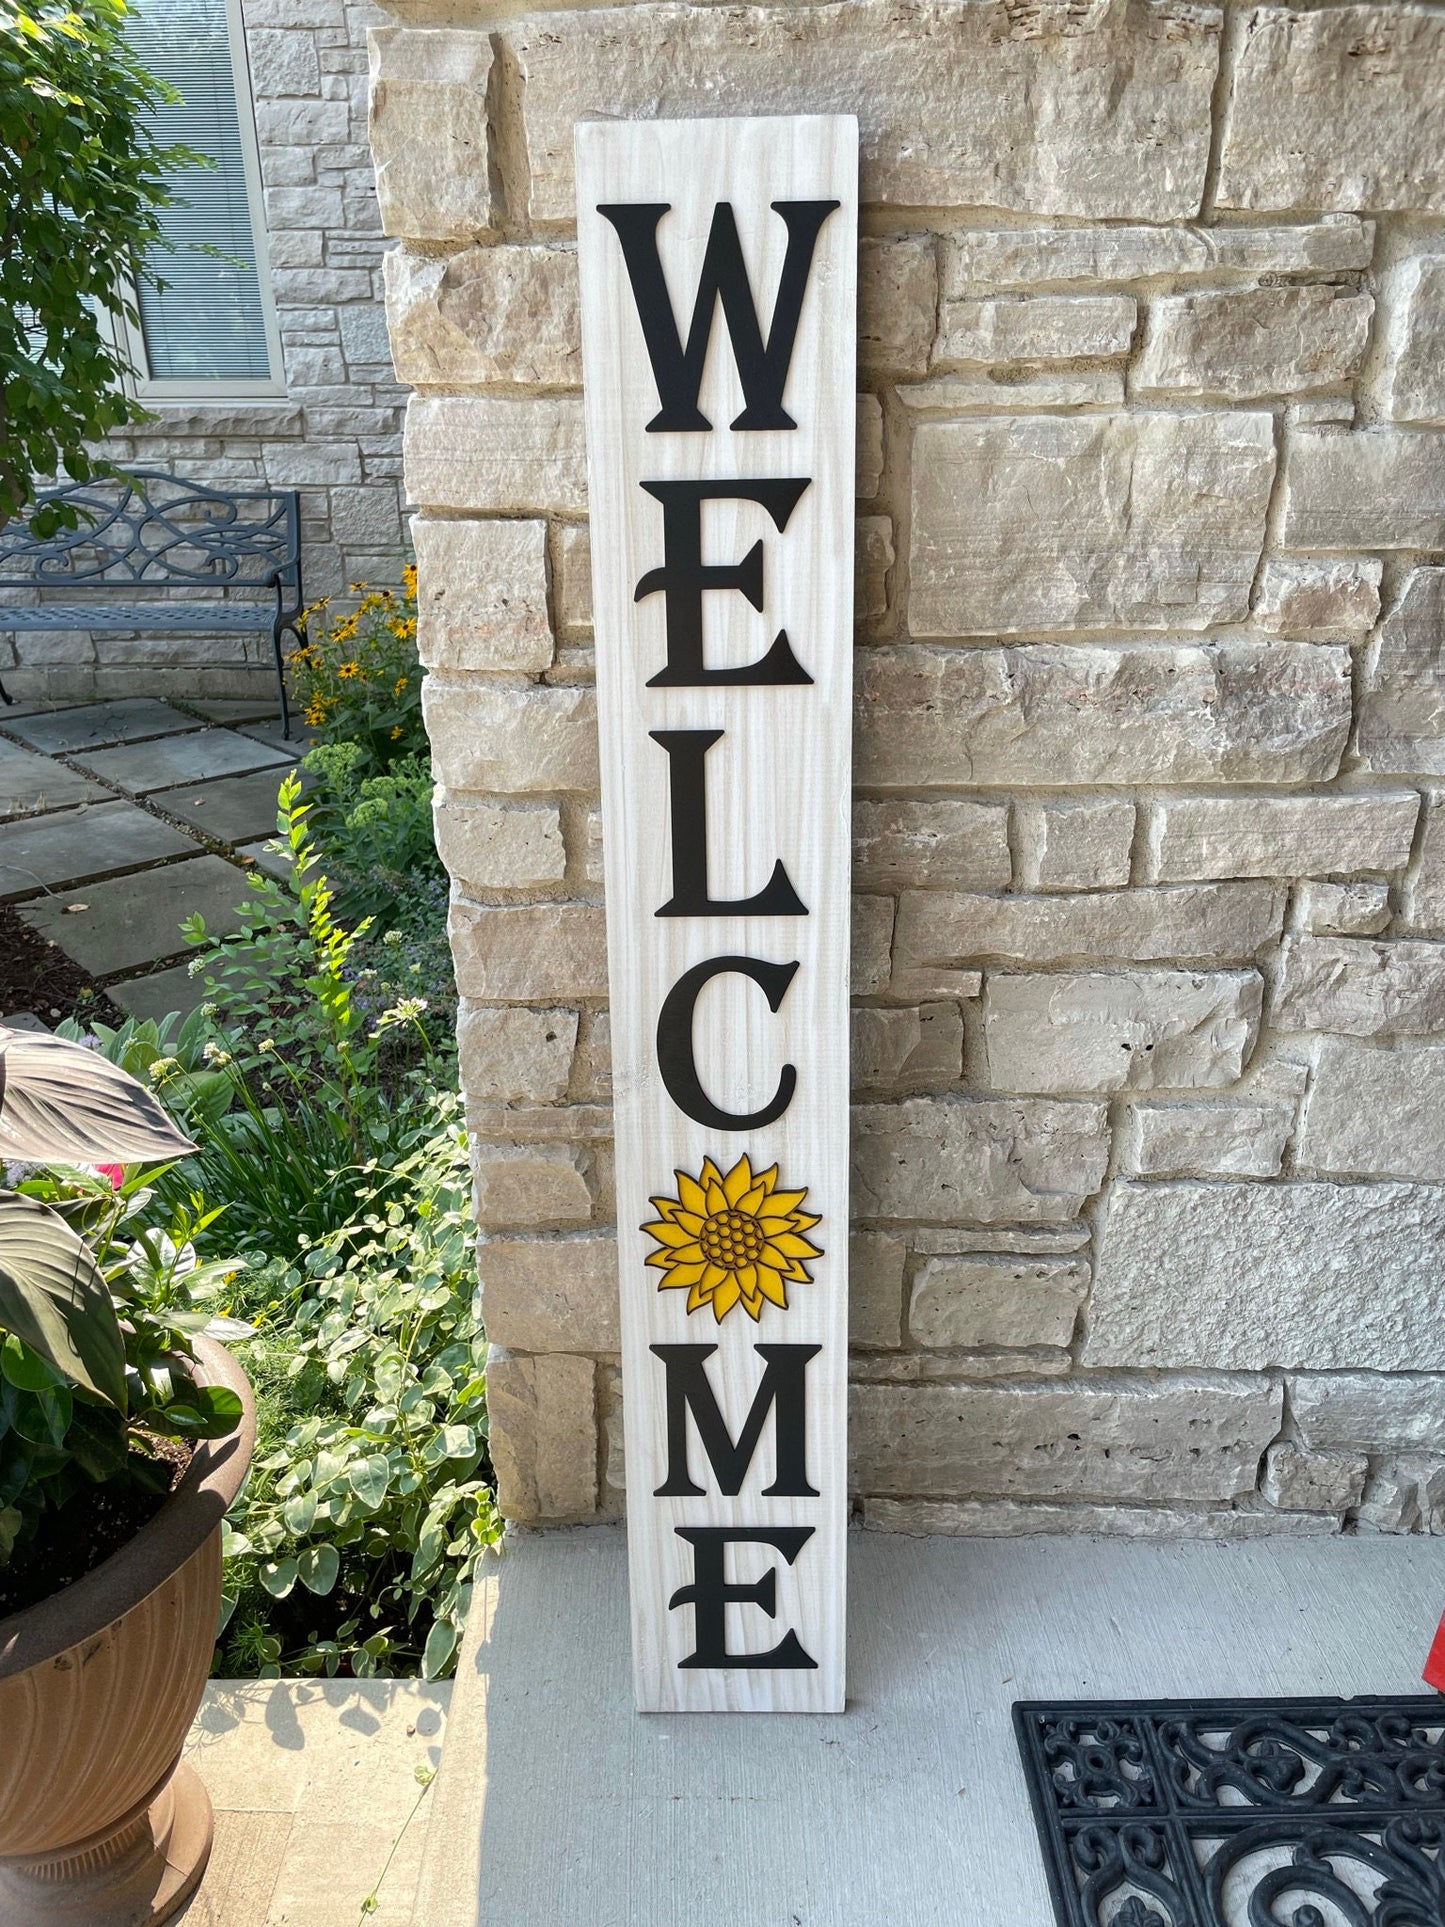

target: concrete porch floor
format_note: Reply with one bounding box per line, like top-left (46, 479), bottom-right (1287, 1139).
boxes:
top-left (405, 1526), bottom-right (1445, 1927)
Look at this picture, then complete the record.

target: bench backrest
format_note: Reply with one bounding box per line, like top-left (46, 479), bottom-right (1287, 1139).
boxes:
top-left (0, 471), bottom-right (301, 593)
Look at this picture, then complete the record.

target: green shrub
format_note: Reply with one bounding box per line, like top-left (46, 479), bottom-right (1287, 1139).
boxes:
top-left (217, 1096), bottom-right (500, 1679)
top-left (301, 744), bottom-right (444, 926)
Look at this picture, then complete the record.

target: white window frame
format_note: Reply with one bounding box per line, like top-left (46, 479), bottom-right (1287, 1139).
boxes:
top-left (117, 0), bottom-right (286, 403)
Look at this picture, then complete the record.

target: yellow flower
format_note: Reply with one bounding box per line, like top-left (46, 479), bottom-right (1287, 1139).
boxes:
top-left (393, 676), bottom-right (408, 696)
top-left (402, 562), bottom-right (418, 596)
top-left (642, 1154), bottom-right (822, 1323)
top-left (391, 724), bottom-right (404, 740)
top-left (304, 700), bottom-right (331, 725)
top-left (337, 660), bottom-right (362, 679)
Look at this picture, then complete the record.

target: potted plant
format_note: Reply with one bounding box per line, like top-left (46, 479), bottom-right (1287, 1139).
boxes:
top-left (0, 1024), bottom-right (254, 1926)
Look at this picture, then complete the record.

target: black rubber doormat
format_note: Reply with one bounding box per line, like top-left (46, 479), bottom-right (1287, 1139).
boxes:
top-left (1013, 1696), bottom-right (1445, 1926)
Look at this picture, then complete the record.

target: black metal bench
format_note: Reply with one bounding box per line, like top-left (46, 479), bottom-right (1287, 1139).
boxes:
top-left (0, 470), bottom-right (303, 735)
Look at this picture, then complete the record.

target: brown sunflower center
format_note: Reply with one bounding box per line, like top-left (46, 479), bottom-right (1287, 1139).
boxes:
top-left (699, 1207), bottom-right (765, 1269)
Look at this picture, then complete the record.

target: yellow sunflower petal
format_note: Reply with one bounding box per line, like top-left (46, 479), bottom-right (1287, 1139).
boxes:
top-left (710, 1276), bottom-right (741, 1320)
top-left (658, 1260), bottom-right (707, 1288)
top-left (757, 1189), bottom-right (809, 1220)
top-left (755, 1265), bottom-right (789, 1308)
top-left (722, 1156), bottom-right (754, 1207)
top-left (787, 1210), bottom-right (822, 1234)
top-left (672, 1210), bottom-right (705, 1235)
top-left (769, 1231), bottom-right (823, 1260)
top-left (641, 1219), bottom-right (699, 1248)
top-left (677, 1172), bottom-right (708, 1216)
top-left (738, 1184), bottom-right (768, 1215)
top-left (687, 1282), bottom-right (713, 1314)
top-left (649, 1195), bottom-right (683, 1222)
top-left (705, 1181), bottom-right (728, 1215)
top-left (778, 1258), bottom-right (813, 1282)
top-left (699, 1157), bottom-right (725, 1191)
top-left (751, 1163), bottom-right (780, 1194)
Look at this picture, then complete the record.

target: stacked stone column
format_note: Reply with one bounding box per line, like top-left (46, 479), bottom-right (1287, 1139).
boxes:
top-left (372, 0), bottom-right (1445, 1537)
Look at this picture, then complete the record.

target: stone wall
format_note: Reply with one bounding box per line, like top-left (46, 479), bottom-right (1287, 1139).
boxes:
top-left (373, 0), bottom-right (1445, 1538)
top-left (12, 0), bottom-right (409, 705)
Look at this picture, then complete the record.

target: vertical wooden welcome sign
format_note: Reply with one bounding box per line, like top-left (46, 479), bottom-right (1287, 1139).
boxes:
top-left (577, 116), bottom-right (857, 1713)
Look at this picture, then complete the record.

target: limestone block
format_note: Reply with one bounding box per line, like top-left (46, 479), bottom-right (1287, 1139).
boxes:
top-left (863, 1497), bottom-right (1337, 1538)
top-left (850, 1095), bottom-right (1109, 1224)
top-left (983, 970), bottom-right (1262, 1096)
top-left (1136, 288), bottom-right (1372, 400)
top-left (1254, 556), bottom-right (1382, 638)
top-left (857, 643), bottom-right (1350, 788)
top-left (908, 1254), bottom-right (1088, 1350)
top-left (368, 28), bottom-right (494, 239)
top-left (434, 799), bottom-right (566, 890)
top-left (384, 243), bottom-right (580, 387)
top-left (479, 1232), bottom-right (619, 1352)
top-left (913, 1225), bottom-right (1090, 1256)
top-left (247, 28), bottom-right (322, 97)
top-left (472, 1142), bottom-right (593, 1230)
top-left (556, 524), bottom-right (592, 634)
top-left (582, 808), bottom-right (605, 886)
top-left (933, 295), bottom-right (1136, 367)
top-left (1299, 880), bottom-right (1392, 937)
top-left (1272, 936), bottom-right (1445, 1037)
top-left (1217, 5), bottom-right (1445, 213)
top-left (1018, 798), bottom-right (1134, 892)
top-left (851, 1003), bottom-right (964, 1095)
top-left (1298, 1038), bottom-right (1445, 1182)
top-left (852, 797), bottom-right (1011, 891)
top-left (255, 98), bottom-right (350, 148)
top-left (856, 396), bottom-right (883, 500)
top-left (909, 413), bottom-right (1274, 636)
top-left (1086, 1179), bottom-right (1445, 1371)
top-left (1261, 1443), bottom-right (1367, 1516)
top-left (1126, 1100), bottom-right (1293, 1179)
top-left (412, 517), bottom-right (552, 672)
top-left (1281, 430), bottom-right (1445, 551)
top-left (404, 395), bottom-right (587, 514)
top-left (599, 1363), bottom-right (625, 1500)
top-left (1357, 569), bottom-right (1445, 775)
top-left (859, 235), bottom-right (936, 375)
top-left (423, 681), bottom-right (598, 794)
top-left (485, 1350), bottom-right (597, 1522)
top-left (1150, 791), bottom-right (1418, 885)
top-left (1355, 1462), bottom-right (1441, 1534)
top-left (450, 901), bottom-right (608, 1001)
top-left (849, 1231), bottom-right (907, 1350)
top-left (1386, 257), bottom-right (1445, 426)
top-left (1290, 1373), bottom-right (1445, 1454)
top-left (941, 219), bottom-right (1374, 288)
top-left (894, 884), bottom-right (1284, 985)
top-left (851, 894), bottom-right (895, 997)
top-left (457, 1004), bottom-right (577, 1105)
top-left (855, 516), bottom-right (893, 624)
top-left (896, 371), bottom-right (1125, 413)
top-left (506, 1), bottom-right (1221, 224)
top-left (850, 1376), bottom-right (1281, 1504)
top-left (1405, 802), bottom-right (1445, 932)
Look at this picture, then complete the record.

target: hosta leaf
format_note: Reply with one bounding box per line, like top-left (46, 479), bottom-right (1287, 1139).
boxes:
top-left (0, 1027), bottom-right (196, 1164)
top-left (0, 1194), bottom-right (126, 1407)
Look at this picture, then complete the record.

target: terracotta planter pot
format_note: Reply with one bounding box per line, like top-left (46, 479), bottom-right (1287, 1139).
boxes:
top-left (0, 1337), bottom-right (255, 1927)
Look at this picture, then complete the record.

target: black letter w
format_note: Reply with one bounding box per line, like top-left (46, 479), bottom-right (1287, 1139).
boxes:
top-left (597, 200), bottom-right (839, 433)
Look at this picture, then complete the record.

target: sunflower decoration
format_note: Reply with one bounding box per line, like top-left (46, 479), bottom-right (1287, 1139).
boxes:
top-left (642, 1154), bottom-right (823, 1324)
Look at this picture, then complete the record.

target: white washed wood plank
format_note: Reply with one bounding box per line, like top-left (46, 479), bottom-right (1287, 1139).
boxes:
top-left (577, 114), bottom-right (858, 1713)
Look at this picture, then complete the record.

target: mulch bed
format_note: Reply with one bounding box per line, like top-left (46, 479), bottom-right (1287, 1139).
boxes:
top-left (0, 903), bottom-right (123, 1028)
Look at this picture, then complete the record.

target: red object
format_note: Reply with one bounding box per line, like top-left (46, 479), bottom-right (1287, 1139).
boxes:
top-left (1423, 1611), bottom-right (1445, 1691)
top-left (95, 1163), bottom-right (124, 1191)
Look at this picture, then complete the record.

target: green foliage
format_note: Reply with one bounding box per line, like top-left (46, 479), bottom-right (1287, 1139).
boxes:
top-left (0, 0), bottom-right (202, 527)
top-left (302, 745), bottom-right (444, 925)
top-left (217, 1098), bottom-right (500, 1679)
top-left (289, 568), bottom-right (424, 773)
top-left (0, 1162), bottom-right (248, 1568)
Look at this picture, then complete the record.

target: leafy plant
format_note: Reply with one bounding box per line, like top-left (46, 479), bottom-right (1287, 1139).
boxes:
top-left (288, 567), bottom-right (424, 772)
top-left (0, 0), bottom-right (203, 529)
top-left (0, 1026), bottom-right (245, 1580)
top-left (218, 1096), bottom-right (499, 1679)
top-left (301, 745), bottom-right (444, 924)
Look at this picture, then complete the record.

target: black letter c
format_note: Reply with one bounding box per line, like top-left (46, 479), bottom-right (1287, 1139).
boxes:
top-left (656, 955), bottom-right (799, 1131)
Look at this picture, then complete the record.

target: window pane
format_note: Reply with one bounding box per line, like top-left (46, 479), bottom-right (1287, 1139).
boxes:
top-left (127, 0), bottom-right (273, 381)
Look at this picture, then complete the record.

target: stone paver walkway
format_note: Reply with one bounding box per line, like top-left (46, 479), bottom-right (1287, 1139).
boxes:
top-left (178, 1681), bottom-right (449, 1927)
top-left (0, 696), bottom-right (307, 1022)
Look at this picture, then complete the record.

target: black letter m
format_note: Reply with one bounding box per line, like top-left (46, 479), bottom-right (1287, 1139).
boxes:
top-left (651, 1343), bottom-right (819, 1497)
top-left (598, 200), bottom-right (839, 433)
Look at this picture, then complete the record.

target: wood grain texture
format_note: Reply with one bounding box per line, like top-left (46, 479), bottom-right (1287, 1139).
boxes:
top-left (576, 115), bottom-right (858, 1713)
